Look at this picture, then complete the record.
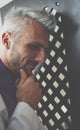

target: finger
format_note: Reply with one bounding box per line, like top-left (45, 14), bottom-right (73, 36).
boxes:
top-left (20, 69), bottom-right (27, 83)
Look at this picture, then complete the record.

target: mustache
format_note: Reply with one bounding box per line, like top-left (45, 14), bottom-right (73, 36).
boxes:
top-left (24, 61), bottom-right (38, 68)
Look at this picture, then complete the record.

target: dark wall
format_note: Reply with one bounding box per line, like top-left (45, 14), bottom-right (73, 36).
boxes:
top-left (63, 1), bottom-right (80, 130)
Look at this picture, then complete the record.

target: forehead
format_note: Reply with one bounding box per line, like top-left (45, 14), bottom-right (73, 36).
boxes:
top-left (22, 21), bottom-right (49, 46)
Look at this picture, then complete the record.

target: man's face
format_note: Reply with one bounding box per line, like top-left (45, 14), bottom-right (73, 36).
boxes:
top-left (7, 21), bottom-right (49, 76)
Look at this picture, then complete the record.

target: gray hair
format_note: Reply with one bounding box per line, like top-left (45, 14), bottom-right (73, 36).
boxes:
top-left (1, 7), bottom-right (56, 39)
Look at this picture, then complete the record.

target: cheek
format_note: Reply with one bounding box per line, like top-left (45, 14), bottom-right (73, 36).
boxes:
top-left (18, 49), bottom-right (36, 67)
top-left (26, 51), bottom-right (36, 59)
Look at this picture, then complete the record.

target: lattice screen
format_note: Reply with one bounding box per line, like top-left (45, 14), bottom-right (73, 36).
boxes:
top-left (35, 7), bottom-right (72, 130)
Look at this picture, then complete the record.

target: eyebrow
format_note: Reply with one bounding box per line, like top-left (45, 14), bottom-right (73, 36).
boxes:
top-left (28, 41), bottom-right (49, 48)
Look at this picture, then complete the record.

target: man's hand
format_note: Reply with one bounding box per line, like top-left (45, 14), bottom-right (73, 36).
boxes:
top-left (16, 69), bottom-right (42, 109)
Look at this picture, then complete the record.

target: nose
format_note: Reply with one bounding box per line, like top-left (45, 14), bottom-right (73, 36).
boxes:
top-left (35, 49), bottom-right (45, 63)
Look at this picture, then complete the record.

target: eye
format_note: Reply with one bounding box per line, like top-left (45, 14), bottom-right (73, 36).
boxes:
top-left (28, 44), bottom-right (41, 51)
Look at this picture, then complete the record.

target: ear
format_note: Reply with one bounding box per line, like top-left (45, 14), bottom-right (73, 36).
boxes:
top-left (2, 32), bottom-right (11, 49)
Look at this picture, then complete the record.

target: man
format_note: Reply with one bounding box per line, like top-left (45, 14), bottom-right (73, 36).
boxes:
top-left (0, 7), bottom-right (56, 130)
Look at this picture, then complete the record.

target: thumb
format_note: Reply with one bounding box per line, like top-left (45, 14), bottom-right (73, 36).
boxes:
top-left (20, 69), bottom-right (28, 83)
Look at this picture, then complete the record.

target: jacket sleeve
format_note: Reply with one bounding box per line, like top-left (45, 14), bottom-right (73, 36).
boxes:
top-left (6, 102), bottom-right (45, 130)
top-left (0, 94), bottom-right (45, 130)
